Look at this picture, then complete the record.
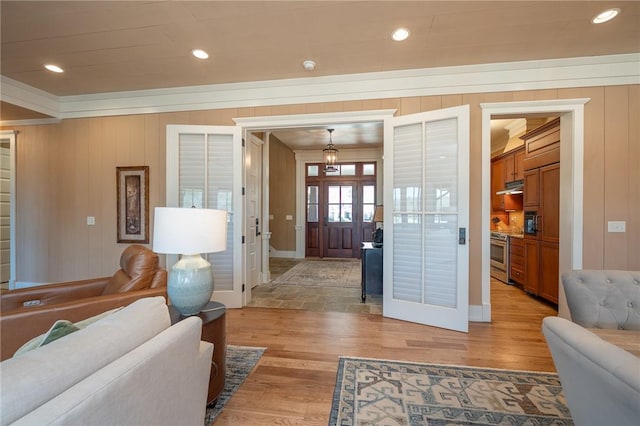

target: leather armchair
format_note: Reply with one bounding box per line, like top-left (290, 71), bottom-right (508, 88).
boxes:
top-left (0, 245), bottom-right (167, 360)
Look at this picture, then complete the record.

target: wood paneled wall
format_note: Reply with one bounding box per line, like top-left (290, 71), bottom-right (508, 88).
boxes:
top-left (268, 134), bottom-right (296, 251)
top-left (4, 84), bottom-right (639, 306)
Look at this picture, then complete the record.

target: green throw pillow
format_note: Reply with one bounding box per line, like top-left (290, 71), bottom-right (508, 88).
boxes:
top-left (13, 307), bottom-right (123, 357)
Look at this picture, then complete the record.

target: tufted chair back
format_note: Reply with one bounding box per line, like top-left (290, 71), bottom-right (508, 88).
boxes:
top-left (562, 270), bottom-right (640, 330)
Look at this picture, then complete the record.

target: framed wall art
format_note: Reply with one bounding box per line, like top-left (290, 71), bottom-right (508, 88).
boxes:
top-left (116, 166), bottom-right (149, 243)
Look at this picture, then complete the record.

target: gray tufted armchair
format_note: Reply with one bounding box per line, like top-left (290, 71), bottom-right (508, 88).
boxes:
top-left (562, 270), bottom-right (640, 330)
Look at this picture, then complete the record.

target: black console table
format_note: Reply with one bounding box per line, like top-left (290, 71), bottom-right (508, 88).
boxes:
top-left (361, 242), bottom-right (383, 302)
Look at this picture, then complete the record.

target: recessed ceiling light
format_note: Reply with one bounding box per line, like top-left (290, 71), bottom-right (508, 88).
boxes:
top-left (592, 8), bottom-right (621, 24)
top-left (302, 60), bottom-right (316, 71)
top-left (44, 64), bottom-right (64, 73)
top-left (392, 28), bottom-right (410, 41)
top-left (191, 49), bottom-right (209, 59)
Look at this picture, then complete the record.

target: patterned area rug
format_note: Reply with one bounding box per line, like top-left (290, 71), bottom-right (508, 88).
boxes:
top-left (272, 259), bottom-right (361, 288)
top-left (330, 357), bottom-right (573, 426)
top-left (205, 345), bottom-right (265, 425)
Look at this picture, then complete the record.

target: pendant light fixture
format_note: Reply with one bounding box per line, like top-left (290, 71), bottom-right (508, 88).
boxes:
top-left (323, 128), bottom-right (339, 172)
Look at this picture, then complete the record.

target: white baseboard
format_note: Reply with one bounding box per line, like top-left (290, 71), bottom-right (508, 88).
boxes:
top-left (469, 303), bottom-right (491, 322)
top-left (13, 281), bottom-right (49, 289)
top-left (269, 247), bottom-right (297, 258)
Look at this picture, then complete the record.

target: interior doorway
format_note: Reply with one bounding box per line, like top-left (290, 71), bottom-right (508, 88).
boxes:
top-left (481, 99), bottom-right (588, 321)
top-left (235, 110), bottom-right (393, 300)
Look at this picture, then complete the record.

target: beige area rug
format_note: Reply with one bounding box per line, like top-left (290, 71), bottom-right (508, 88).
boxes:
top-left (271, 259), bottom-right (361, 288)
top-left (330, 357), bottom-right (572, 425)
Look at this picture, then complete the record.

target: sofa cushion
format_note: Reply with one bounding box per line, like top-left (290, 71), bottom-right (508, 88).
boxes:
top-left (13, 307), bottom-right (123, 356)
top-left (0, 296), bottom-right (170, 425)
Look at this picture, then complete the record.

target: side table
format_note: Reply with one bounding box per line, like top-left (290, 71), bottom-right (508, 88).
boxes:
top-left (361, 242), bottom-right (383, 302)
top-left (169, 301), bottom-right (226, 406)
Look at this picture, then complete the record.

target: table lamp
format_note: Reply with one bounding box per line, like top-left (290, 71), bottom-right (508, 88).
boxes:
top-left (152, 207), bottom-right (227, 316)
top-left (372, 205), bottom-right (384, 247)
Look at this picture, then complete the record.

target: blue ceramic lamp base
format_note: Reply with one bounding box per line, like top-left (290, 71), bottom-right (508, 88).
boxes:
top-left (168, 254), bottom-right (214, 316)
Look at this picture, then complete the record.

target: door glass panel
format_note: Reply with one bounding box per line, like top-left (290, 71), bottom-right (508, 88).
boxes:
top-left (307, 205), bottom-right (318, 222)
top-left (328, 186), bottom-right (340, 203)
top-left (341, 204), bottom-right (353, 222)
top-left (341, 185), bottom-right (352, 203)
top-left (424, 214), bottom-right (457, 307)
top-left (328, 204), bottom-right (340, 222)
top-left (341, 164), bottom-right (356, 175)
top-left (363, 163), bottom-right (375, 175)
top-left (308, 186), bottom-right (318, 203)
top-left (363, 205), bottom-right (374, 222)
top-left (363, 185), bottom-right (375, 222)
top-left (307, 185), bottom-right (319, 222)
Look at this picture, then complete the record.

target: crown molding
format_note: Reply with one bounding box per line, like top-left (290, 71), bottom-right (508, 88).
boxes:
top-left (2, 53), bottom-right (638, 123)
top-left (0, 76), bottom-right (59, 117)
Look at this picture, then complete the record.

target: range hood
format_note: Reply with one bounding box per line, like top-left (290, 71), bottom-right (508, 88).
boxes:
top-left (496, 179), bottom-right (524, 195)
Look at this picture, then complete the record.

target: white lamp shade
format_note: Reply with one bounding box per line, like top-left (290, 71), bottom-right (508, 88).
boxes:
top-left (153, 207), bottom-right (227, 255)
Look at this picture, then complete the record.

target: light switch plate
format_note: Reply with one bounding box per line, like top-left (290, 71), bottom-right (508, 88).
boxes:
top-left (87, 216), bottom-right (96, 226)
top-left (607, 221), bottom-right (625, 233)
top-left (285, 215), bottom-right (293, 221)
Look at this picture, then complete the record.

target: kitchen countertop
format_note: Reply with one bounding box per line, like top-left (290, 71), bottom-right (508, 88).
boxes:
top-left (491, 230), bottom-right (524, 239)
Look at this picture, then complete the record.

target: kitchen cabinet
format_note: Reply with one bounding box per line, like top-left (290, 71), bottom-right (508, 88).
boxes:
top-left (524, 238), bottom-right (539, 294)
top-left (509, 237), bottom-right (525, 285)
top-left (523, 239), bottom-right (559, 302)
top-left (491, 157), bottom-right (506, 211)
top-left (525, 164), bottom-right (560, 242)
top-left (505, 147), bottom-right (525, 181)
top-left (491, 146), bottom-right (525, 211)
top-left (523, 117), bottom-right (560, 171)
top-left (523, 169), bottom-right (539, 207)
top-left (523, 161), bottom-right (560, 303)
top-left (538, 241), bottom-right (559, 303)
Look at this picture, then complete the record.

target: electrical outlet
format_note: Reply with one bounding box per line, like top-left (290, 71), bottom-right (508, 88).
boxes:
top-left (607, 221), bottom-right (625, 233)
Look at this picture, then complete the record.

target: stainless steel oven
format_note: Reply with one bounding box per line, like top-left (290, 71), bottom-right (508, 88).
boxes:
top-left (490, 232), bottom-right (509, 283)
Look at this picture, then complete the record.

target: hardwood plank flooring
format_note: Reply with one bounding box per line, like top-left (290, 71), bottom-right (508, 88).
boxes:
top-left (212, 279), bottom-right (558, 425)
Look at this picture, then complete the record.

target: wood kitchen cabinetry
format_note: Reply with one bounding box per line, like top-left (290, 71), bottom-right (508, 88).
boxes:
top-left (491, 146), bottom-right (525, 211)
top-left (522, 118), bottom-right (560, 304)
top-left (523, 117), bottom-right (560, 171)
top-left (509, 237), bottom-right (525, 285)
top-left (491, 157), bottom-right (506, 211)
top-left (505, 148), bottom-right (525, 181)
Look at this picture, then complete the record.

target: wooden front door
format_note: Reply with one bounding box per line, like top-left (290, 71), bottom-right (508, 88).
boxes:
top-left (305, 163), bottom-right (377, 259)
top-left (324, 183), bottom-right (355, 258)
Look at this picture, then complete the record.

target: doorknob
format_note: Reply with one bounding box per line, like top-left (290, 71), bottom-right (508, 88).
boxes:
top-left (256, 218), bottom-right (261, 236)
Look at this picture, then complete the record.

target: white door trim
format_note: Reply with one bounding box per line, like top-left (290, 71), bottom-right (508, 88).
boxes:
top-left (480, 98), bottom-right (589, 321)
top-left (0, 130), bottom-right (16, 289)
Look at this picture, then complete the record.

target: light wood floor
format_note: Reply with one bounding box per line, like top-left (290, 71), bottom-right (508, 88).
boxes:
top-left (213, 279), bottom-right (559, 425)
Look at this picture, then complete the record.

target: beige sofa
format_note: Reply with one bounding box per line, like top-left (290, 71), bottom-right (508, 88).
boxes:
top-left (0, 296), bottom-right (213, 426)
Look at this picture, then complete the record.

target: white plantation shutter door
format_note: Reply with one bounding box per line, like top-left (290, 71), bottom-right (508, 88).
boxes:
top-left (384, 106), bottom-right (469, 332)
top-left (167, 125), bottom-right (243, 307)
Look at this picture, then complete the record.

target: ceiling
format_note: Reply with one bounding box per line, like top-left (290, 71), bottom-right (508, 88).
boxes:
top-left (1, 1), bottom-right (638, 149)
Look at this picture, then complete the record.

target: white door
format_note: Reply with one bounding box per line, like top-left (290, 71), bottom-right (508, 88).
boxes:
top-left (383, 105), bottom-right (470, 332)
top-left (166, 125), bottom-right (243, 308)
top-left (245, 134), bottom-right (263, 301)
